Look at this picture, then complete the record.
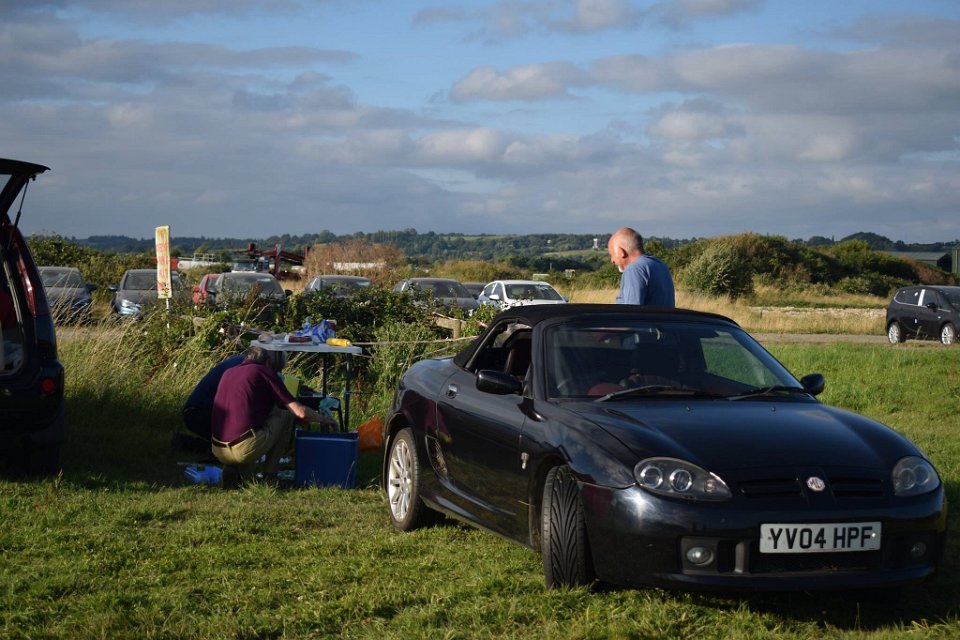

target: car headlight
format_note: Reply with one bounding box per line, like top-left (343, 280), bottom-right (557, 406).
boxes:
top-left (892, 456), bottom-right (940, 497)
top-left (634, 457), bottom-right (731, 501)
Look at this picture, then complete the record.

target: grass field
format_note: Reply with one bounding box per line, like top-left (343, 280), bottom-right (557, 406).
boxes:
top-left (1, 330), bottom-right (958, 639)
top-left (564, 286), bottom-right (889, 335)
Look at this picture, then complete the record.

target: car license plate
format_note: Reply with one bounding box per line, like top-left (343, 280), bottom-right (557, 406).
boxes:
top-left (760, 522), bottom-right (881, 553)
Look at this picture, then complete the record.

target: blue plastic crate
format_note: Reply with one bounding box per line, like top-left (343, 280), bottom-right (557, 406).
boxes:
top-left (294, 430), bottom-right (358, 489)
top-left (184, 464), bottom-right (222, 486)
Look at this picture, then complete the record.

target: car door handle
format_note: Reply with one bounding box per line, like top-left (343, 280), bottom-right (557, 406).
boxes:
top-left (445, 383), bottom-right (458, 398)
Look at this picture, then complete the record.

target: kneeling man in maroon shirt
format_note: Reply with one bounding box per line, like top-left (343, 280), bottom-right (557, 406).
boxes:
top-left (210, 347), bottom-right (336, 486)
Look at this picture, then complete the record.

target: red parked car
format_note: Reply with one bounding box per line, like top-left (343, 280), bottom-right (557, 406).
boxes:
top-left (192, 273), bottom-right (218, 307)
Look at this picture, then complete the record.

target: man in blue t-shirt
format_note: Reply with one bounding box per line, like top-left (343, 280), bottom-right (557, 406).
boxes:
top-left (607, 227), bottom-right (675, 307)
top-left (181, 353), bottom-right (246, 442)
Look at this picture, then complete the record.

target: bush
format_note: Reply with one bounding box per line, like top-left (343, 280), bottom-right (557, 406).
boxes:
top-left (825, 240), bottom-right (916, 281)
top-left (681, 240), bottom-right (755, 300)
top-left (362, 320), bottom-right (460, 417)
top-left (432, 259), bottom-right (516, 283)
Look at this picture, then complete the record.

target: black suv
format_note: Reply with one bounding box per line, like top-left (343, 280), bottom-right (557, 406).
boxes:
top-left (886, 285), bottom-right (960, 345)
top-left (1, 159), bottom-right (64, 475)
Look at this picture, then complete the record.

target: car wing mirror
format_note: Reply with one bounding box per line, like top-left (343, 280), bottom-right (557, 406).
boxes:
top-left (488, 293), bottom-right (500, 301)
top-left (476, 369), bottom-right (523, 395)
top-left (800, 373), bottom-right (825, 396)
top-left (284, 289), bottom-right (293, 297)
top-left (925, 302), bottom-right (938, 311)
top-left (87, 283), bottom-right (98, 292)
top-left (108, 284), bottom-right (118, 292)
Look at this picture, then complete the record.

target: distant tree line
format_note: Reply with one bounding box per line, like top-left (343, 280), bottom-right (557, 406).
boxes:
top-left (69, 230), bottom-right (958, 263)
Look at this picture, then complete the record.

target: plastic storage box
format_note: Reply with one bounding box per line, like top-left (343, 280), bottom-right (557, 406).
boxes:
top-left (294, 429), bottom-right (358, 489)
top-left (184, 464), bottom-right (222, 486)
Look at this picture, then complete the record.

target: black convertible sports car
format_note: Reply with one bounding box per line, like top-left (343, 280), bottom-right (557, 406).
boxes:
top-left (382, 305), bottom-right (945, 592)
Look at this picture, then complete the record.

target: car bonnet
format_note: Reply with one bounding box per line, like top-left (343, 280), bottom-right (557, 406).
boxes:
top-left (571, 401), bottom-right (918, 472)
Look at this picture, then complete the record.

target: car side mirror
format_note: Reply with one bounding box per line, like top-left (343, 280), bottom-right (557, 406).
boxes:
top-left (87, 284), bottom-right (98, 292)
top-left (925, 302), bottom-right (938, 311)
top-left (476, 369), bottom-right (523, 395)
top-left (488, 293), bottom-right (501, 301)
top-left (284, 289), bottom-right (293, 297)
top-left (800, 373), bottom-right (825, 397)
top-left (108, 284), bottom-right (118, 292)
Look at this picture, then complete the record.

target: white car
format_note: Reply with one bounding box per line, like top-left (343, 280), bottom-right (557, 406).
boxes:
top-left (477, 280), bottom-right (566, 310)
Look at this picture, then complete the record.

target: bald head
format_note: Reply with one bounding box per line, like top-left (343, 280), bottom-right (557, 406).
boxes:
top-left (607, 227), bottom-right (645, 272)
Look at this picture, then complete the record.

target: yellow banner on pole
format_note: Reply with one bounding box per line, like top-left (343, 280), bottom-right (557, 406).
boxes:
top-left (155, 225), bottom-right (173, 300)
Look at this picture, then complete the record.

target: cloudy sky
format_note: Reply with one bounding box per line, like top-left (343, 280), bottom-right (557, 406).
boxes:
top-left (3, 1), bottom-right (959, 243)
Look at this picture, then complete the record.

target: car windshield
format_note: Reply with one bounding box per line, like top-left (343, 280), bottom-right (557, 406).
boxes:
top-left (123, 271), bottom-right (182, 291)
top-left (942, 288), bottom-right (960, 308)
top-left (315, 277), bottom-right (370, 291)
top-left (428, 281), bottom-right (471, 298)
top-left (507, 283), bottom-right (562, 301)
top-left (40, 270), bottom-right (84, 288)
top-left (544, 320), bottom-right (800, 400)
top-left (221, 275), bottom-right (282, 294)
top-left (124, 272), bottom-right (158, 290)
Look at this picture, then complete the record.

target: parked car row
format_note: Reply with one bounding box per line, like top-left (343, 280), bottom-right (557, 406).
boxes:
top-left (30, 259), bottom-right (960, 351)
top-left (390, 277), bottom-right (569, 316)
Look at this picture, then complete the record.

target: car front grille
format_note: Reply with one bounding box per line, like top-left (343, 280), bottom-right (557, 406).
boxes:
top-left (682, 533), bottom-right (940, 577)
top-left (829, 476), bottom-right (884, 498)
top-left (748, 547), bottom-right (879, 573)
top-left (738, 477), bottom-right (803, 499)
top-left (734, 469), bottom-right (887, 502)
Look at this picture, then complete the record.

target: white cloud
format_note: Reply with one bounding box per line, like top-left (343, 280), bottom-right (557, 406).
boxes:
top-left (647, 0), bottom-right (764, 30)
top-left (416, 128), bottom-right (507, 164)
top-left (450, 62), bottom-right (584, 101)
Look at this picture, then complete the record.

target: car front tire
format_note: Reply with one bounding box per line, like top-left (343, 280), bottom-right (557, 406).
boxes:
top-left (887, 322), bottom-right (904, 344)
top-left (386, 427), bottom-right (439, 531)
top-left (941, 323), bottom-right (956, 345)
top-left (541, 465), bottom-right (593, 588)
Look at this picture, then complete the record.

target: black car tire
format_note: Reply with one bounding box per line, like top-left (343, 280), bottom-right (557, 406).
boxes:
top-left (541, 465), bottom-right (593, 588)
top-left (941, 323), bottom-right (956, 346)
top-left (386, 428), bottom-right (439, 531)
top-left (887, 322), bottom-right (904, 344)
top-left (1, 442), bottom-right (60, 477)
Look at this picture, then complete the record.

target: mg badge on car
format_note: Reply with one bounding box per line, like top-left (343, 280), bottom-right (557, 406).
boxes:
top-left (806, 476), bottom-right (826, 492)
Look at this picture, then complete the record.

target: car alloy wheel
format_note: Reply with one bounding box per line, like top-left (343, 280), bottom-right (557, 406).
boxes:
top-left (386, 428), bottom-right (438, 531)
top-left (887, 322), bottom-right (904, 344)
top-left (541, 465), bottom-right (594, 588)
top-left (942, 323), bottom-right (956, 345)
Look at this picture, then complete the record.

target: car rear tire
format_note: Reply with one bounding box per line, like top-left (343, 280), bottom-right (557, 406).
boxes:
top-left (386, 427), bottom-right (439, 531)
top-left (941, 323), bottom-right (956, 345)
top-left (541, 465), bottom-right (593, 588)
top-left (887, 322), bottom-right (904, 344)
top-left (1, 443), bottom-right (60, 477)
